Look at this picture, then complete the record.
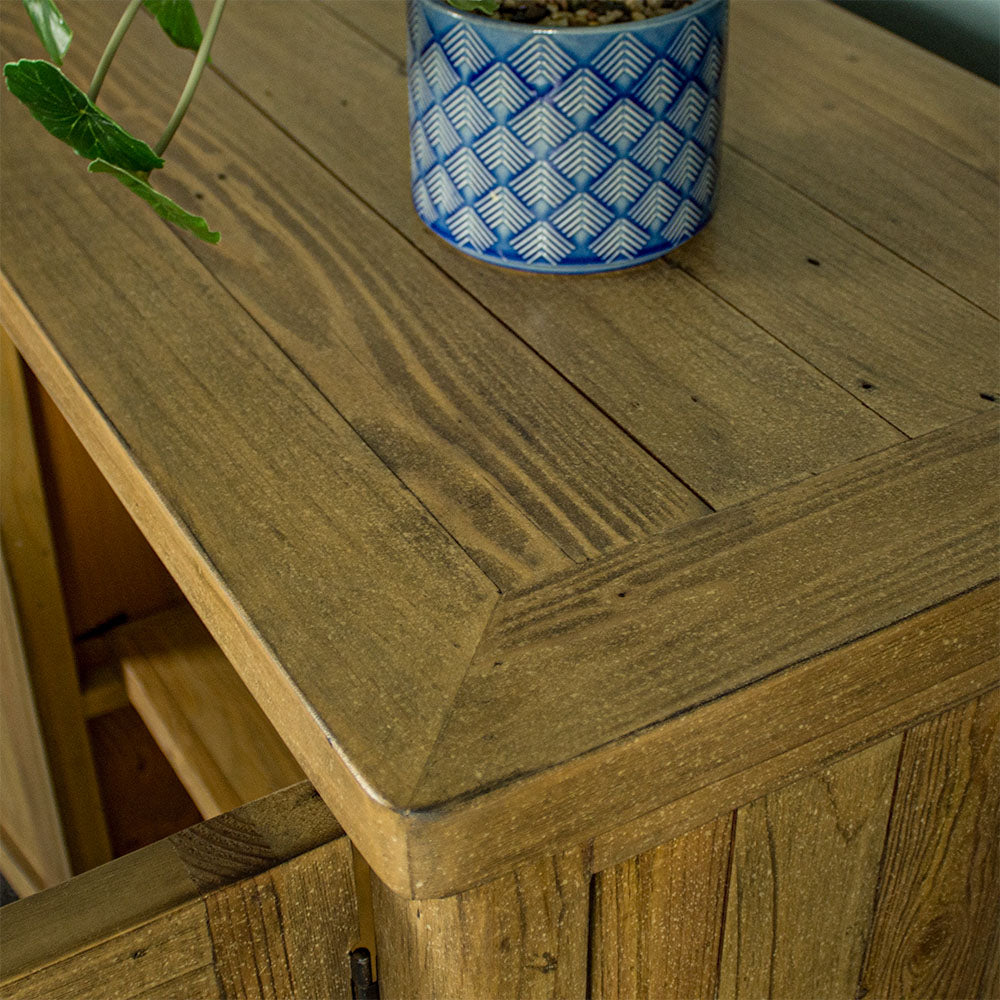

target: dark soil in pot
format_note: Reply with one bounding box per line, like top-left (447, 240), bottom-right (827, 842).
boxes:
top-left (492, 0), bottom-right (696, 26)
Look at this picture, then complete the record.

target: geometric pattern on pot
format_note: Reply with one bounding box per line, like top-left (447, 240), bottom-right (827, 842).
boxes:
top-left (408, 0), bottom-right (729, 273)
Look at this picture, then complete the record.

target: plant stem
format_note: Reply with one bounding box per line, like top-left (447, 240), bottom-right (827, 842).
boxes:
top-left (154, 0), bottom-right (227, 157)
top-left (88, 0), bottom-right (144, 102)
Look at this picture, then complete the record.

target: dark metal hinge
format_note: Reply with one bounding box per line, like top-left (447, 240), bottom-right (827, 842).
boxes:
top-left (350, 948), bottom-right (380, 1000)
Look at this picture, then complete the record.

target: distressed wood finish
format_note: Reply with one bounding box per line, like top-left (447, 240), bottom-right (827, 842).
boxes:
top-left (117, 605), bottom-right (305, 818)
top-left (0, 553), bottom-right (71, 895)
top-left (372, 847), bottom-right (591, 999)
top-left (859, 691), bottom-right (1000, 999)
top-left (0, 331), bottom-right (111, 876)
top-left (0, 783), bottom-right (358, 1000)
top-left (1, 0), bottom-right (996, 930)
top-left (590, 814), bottom-right (733, 1000)
top-left (732, 0), bottom-right (999, 180)
top-left (219, 0), bottom-right (994, 450)
top-left (725, 2), bottom-right (1000, 315)
top-left (717, 738), bottom-right (902, 999)
top-left (24, 374), bottom-right (182, 641)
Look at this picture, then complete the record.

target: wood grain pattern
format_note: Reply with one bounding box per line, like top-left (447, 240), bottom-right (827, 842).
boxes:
top-left (25, 373), bottom-right (182, 640)
top-left (117, 605), bottom-right (305, 818)
top-left (45, 1), bottom-right (705, 597)
top-left (590, 814), bottom-right (733, 1000)
top-left (717, 737), bottom-right (902, 999)
top-left (0, 552), bottom-right (72, 895)
top-left (591, 630), bottom-right (996, 875)
top-left (415, 414), bottom-right (997, 805)
top-left (204, 838), bottom-right (358, 1000)
top-left (858, 690), bottom-right (1000, 999)
top-left (0, 47), bottom-right (498, 889)
top-left (207, 0), bottom-right (907, 511)
top-left (725, 1), bottom-right (1000, 315)
top-left (325, 0), bottom-right (996, 439)
top-left (0, 330), bottom-right (111, 874)
top-left (1, 782), bottom-right (356, 1000)
top-left (671, 147), bottom-right (998, 436)
top-left (732, 0), bottom-right (999, 180)
top-left (372, 847), bottom-right (590, 999)
top-left (412, 582), bottom-right (997, 897)
top-left (2, 0), bottom-right (996, 905)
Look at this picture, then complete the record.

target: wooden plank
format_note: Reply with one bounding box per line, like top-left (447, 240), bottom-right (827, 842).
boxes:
top-left (415, 579), bottom-right (997, 897)
top-left (116, 605), bottom-right (305, 818)
top-left (202, 0), bottom-right (906, 510)
top-left (590, 659), bottom-right (995, 878)
top-left (0, 552), bottom-right (71, 894)
top-left (717, 736), bottom-right (902, 999)
top-left (732, 0), bottom-right (999, 180)
top-left (372, 846), bottom-right (590, 999)
top-left (725, 1), bottom-right (1000, 315)
top-left (4, 901), bottom-right (222, 1000)
top-left (40, 2), bottom-right (705, 598)
top-left (203, 840), bottom-right (359, 1000)
top-left (1, 782), bottom-right (356, 1000)
top-left (413, 415), bottom-right (997, 805)
top-left (0, 39), bottom-right (500, 890)
top-left (858, 690), bottom-right (1000, 999)
top-left (25, 373), bottom-right (182, 640)
top-left (306, 1), bottom-right (995, 440)
top-left (87, 706), bottom-right (203, 858)
top-left (0, 330), bottom-right (112, 874)
top-left (671, 148), bottom-right (998, 436)
top-left (590, 814), bottom-right (733, 1000)
top-left (308, 0), bottom-right (1000, 438)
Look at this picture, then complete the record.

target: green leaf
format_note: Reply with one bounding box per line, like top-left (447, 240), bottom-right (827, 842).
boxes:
top-left (142, 0), bottom-right (203, 51)
top-left (3, 60), bottom-right (163, 172)
top-left (89, 159), bottom-right (220, 243)
top-left (21, 0), bottom-right (72, 65)
top-left (446, 0), bottom-right (500, 12)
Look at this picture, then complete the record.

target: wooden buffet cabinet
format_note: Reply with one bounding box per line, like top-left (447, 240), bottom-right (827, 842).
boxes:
top-left (1, 0), bottom-right (997, 997)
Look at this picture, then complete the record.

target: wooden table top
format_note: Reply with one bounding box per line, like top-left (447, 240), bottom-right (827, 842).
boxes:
top-left (2, 0), bottom-right (997, 899)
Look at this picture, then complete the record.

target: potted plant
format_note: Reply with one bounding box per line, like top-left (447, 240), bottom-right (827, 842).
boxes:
top-left (4, 0), bottom-right (727, 271)
top-left (408, 0), bottom-right (728, 272)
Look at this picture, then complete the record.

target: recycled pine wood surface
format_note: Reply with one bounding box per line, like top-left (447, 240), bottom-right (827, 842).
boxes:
top-left (116, 605), bottom-right (306, 819)
top-left (0, 330), bottom-right (111, 877)
top-left (0, 782), bottom-right (358, 1000)
top-left (1, 0), bottom-right (997, 902)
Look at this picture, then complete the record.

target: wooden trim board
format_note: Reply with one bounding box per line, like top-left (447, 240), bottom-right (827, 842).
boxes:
top-left (1, 0), bottom-right (995, 899)
top-left (116, 604), bottom-right (305, 818)
top-left (0, 782), bottom-right (358, 1000)
top-left (4, 270), bottom-right (994, 896)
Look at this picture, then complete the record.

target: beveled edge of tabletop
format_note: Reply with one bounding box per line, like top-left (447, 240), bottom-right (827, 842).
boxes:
top-left (4, 264), bottom-right (997, 897)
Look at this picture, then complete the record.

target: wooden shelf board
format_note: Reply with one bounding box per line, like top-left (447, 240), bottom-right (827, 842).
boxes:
top-left (111, 605), bottom-right (305, 819)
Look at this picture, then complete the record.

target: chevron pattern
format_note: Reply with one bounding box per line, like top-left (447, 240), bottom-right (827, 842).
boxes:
top-left (408, 0), bottom-right (728, 272)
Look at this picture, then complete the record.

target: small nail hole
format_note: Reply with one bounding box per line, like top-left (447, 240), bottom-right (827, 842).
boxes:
top-left (981, 392), bottom-right (997, 402)
top-left (807, 258), bottom-right (821, 266)
top-left (861, 382), bottom-right (874, 390)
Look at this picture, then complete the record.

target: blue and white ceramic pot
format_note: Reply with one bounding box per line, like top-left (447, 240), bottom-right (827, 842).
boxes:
top-left (407, 0), bottom-right (728, 273)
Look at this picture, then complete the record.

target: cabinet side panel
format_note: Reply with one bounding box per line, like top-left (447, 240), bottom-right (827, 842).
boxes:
top-left (372, 846), bottom-right (590, 999)
top-left (718, 735), bottom-right (901, 999)
top-left (589, 813), bottom-right (733, 1000)
top-left (859, 690), bottom-right (1000, 999)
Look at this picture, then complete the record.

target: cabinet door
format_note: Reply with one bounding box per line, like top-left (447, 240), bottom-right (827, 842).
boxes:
top-left (0, 552), bottom-right (72, 894)
top-left (0, 782), bottom-right (361, 1000)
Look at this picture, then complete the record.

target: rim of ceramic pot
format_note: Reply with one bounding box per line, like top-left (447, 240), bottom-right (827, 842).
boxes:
top-left (421, 0), bottom-right (723, 36)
